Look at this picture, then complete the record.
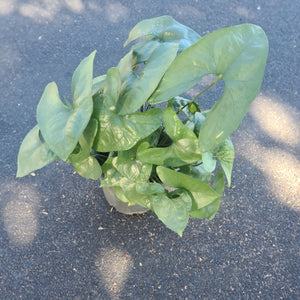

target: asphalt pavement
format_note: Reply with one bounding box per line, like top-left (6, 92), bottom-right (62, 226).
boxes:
top-left (0, 1), bottom-right (299, 299)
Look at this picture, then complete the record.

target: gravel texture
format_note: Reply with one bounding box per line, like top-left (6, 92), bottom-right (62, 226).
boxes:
top-left (0, 1), bottom-right (299, 299)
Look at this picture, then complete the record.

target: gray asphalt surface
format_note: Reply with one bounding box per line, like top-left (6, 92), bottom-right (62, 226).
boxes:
top-left (0, 1), bottom-right (299, 299)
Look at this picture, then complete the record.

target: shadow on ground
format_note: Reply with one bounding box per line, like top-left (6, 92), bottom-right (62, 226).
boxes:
top-left (0, 0), bottom-right (299, 299)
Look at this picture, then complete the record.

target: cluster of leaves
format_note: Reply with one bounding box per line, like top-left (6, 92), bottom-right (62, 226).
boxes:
top-left (17, 16), bottom-right (268, 236)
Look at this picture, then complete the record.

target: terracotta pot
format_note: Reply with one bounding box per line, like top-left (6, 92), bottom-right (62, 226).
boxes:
top-left (102, 186), bottom-right (149, 215)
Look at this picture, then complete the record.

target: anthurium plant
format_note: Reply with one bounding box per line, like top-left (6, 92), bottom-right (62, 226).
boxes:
top-left (17, 16), bottom-right (268, 236)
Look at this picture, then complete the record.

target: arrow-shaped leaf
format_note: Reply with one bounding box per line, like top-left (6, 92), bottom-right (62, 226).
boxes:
top-left (124, 15), bottom-right (201, 52)
top-left (17, 125), bottom-right (57, 177)
top-left (149, 24), bottom-right (268, 152)
top-left (37, 51), bottom-right (96, 161)
top-left (151, 189), bottom-right (192, 236)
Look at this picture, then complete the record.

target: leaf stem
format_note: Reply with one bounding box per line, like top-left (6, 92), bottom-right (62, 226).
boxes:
top-left (176, 74), bottom-right (222, 115)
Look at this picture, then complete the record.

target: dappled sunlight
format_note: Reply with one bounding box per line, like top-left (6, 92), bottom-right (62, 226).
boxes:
top-left (105, 2), bottom-right (129, 23)
top-left (238, 94), bottom-right (300, 211)
top-left (170, 4), bottom-right (205, 20)
top-left (64, 0), bottom-right (84, 13)
top-left (235, 6), bottom-right (255, 19)
top-left (1, 182), bottom-right (40, 246)
top-left (1, 0), bottom-right (130, 24)
top-left (95, 248), bottom-right (134, 299)
top-left (19, 0), bottom-right (61, 22)
top-left (250, 95), bottom-right (300, 147)
top-left (0, 44), bottom-right (21, 79)
top-left (0, 0), bottom-right (15, 15)
top-left (245, 142), bottom-right (299, 210)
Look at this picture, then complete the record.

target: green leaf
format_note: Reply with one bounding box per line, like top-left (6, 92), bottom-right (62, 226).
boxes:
top-left (100, 150), bottom-right (154, 208)
top-left (112, 156), bottom-right (152, 183)
top-left (124, 15), bottom-right (201, 52)
top-left (192, 112), bottom-right (206, 136)
top-left (92, 75), bottom-right (106, 95)
top-left (213, 169), bottom-right (225, 195)
top-left (188, 102), bottom-right (201, 114)
top-left (117, 40), bottom-right (173, 113)
top-left (131, 40), bottom-right (160, 64)
top-left (149, 24), bottom-right (268, 152)
top-left (156, 166), bottom-right (221, 209)
top-left (67, 118), bottom-right (102, 180)
top-left (137, 143), bottom-right (186, 167)
top-left (101, 157), bottom-right (122, 187)
top-left (37, 51), bottom-right (96, 161)
top-left (180, 164), bottom-right (211, 184)
top-left (137, 108), bottom-right (201, 167)
top-left (92, 68), bottom-right (162, 152)
top-left (112, 185), bottom-right (130, 203)
top-left (68, 118), bottom-right (98, 163)
top-left (189, 170), bottom-right (224, 219)
top-left (202, 152), bottom-right (216, 173)
top-left (73, 156), bottom-right (102, 180)
top-left (172, 96), bottom-right (191, 117)
top-left (215, 138), bottom-right (234, 187)
top-left (189, 198), bottom-right (221, 220)
top-left (118, 42), bottom-right (178, 115)
top-left (118, 179), bottom-right (152, 207)
top-left (136, 182), bottom-right (165, 195)
top-left (17, 125), bottom-right (58, 177)
top-left (119, 40), bottom-right (159, 81)
top-left (151, 189), bottom-right (192, 236)
top-left (102, 167), bottom-right (152, 208)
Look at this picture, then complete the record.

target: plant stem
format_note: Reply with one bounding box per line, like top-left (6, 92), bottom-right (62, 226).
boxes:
top-left (176, 74), bottom-right (222, 115)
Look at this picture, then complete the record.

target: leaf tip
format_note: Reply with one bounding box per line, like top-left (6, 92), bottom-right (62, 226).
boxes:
top-left (90, 50), bottom-right (97, 59)
top-left (16, 171), bottom-right (22, 178)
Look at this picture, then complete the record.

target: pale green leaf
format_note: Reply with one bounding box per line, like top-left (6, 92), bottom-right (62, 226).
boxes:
top-left (92, 75), bottom-right (106, 95)
top-left (136, 182), bottom-right (165, 195)
top-left (73, 156), bottom-right (102, 180)
top-left (156, 166), bottom-right (221, 209)
top-left (189, 198), bottom-right (221, 220)
top-left (137, 108), bottom-right (201, 167)
top-left (172, 96), bottom-right (191, 117)
top-left (202, 152), bottom-right (216, 173)
top-left (118, 40), bottom-right (159, 80)
top-left (213, 169), bottom-right (225, 195)
top-left (118, 42), bottom-right (178, 115)
top-left (149, 24), bottom-right (268, 152)
top-left (101, 157), bottom-right (121, 187)
top-left (180, 164), bottom-right (211, 184)
top-left (92, 68), bottom-right (162, 152)
top-left (151, 189), bottom-right (192, 236)
top-left (17, 125), bottom-right (57, 177)
top-left (189, 170), bottom-right (224, 219)
top-left (68, 118), bottom-right (98, 163)
top-left (124, 15), bottom-right (201, 51)
top-left (67, 118), bottom-right (101, 179)
top-left (118, 179), bottom-right (153, 207)
top-left (215, 138), bottom-right (234, 187)
top-left (37, 51), bottom-right (96, 160)
top-left (112, 156), bottom-right (152, 183)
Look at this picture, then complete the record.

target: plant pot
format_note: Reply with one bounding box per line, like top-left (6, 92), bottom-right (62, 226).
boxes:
top-left (102, 186), bottom-right (149, 215)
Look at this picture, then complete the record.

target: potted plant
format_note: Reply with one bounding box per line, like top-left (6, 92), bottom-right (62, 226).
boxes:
top-left (17, 16), bottom-right (268, 236)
